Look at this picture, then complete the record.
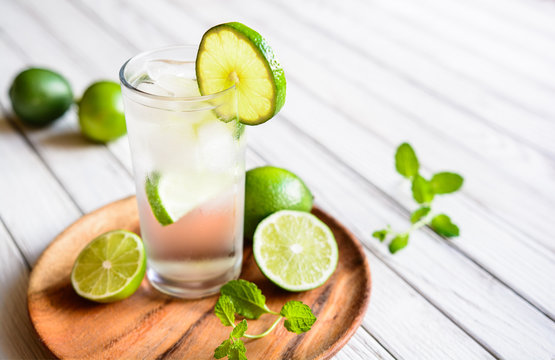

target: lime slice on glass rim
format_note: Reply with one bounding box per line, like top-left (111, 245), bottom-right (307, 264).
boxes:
top-left (253, 210), bottom-right (339, 291)
top-left (71, 230), bottom-right (146, 303)
top-left (196, 22), bottom-right (286, 125)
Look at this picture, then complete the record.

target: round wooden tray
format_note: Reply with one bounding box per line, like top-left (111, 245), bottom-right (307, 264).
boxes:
top-left (28, 196), bottom-right (371, 360)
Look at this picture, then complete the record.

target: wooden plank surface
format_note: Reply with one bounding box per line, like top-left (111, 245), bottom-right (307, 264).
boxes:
top-left (7, 0), bottom-right (515, 357)
top-left (0, 0), bottom-right (554, 358)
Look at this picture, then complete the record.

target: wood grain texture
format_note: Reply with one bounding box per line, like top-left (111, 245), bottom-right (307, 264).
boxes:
top-left (28, 197), bottom-right (371, 360)
top-left (0, 0), bottom-right (554, 358)
top-left (0, 221), bottom-right (53, 359)
top-left (245, 116), bottom-right (555, 359)
top-left (0, 0), bottom-right (135, 214)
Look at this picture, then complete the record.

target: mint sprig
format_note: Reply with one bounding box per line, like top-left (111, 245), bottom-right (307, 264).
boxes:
top-left (214, 280), bottom-right (316, 360)
top-left (280, 300), bottom-right (317, 334)
top-left (373, 143), bottom-right (464, 253)
top-left (221, 279), bottom-right (275, 319)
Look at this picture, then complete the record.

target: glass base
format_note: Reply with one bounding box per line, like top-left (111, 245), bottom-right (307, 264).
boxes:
top-left (146, 260), bottom-right (242, 299)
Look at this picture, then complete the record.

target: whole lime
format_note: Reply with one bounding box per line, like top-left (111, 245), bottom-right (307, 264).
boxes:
top-left (78, 81), bottom-right (126, 143)
top-left (9, 68), bottom-right (73, 126)
top-left (244, 166), bottom-right (313, 238)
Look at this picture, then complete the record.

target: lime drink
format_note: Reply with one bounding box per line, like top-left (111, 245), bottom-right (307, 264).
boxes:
top-left (120, 46), bottom-right (246, 298)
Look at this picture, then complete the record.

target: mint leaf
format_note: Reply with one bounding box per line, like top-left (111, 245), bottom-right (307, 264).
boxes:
top-left (215, 295), bottom-right (235, 327)
top-left (221, 280), bottom-right (271, 319)
top-left (430, 172), bottom-right (463, 194)
top-left (228, 341), bottom-right (247, 360)
top-left (431, 214), bottom-right (459, 237)
top-left (280, 301), bottom-right (317, 334)
top-left (214, 339), bottom-right (232, 359)
top-left (372, 229), bottom-right (388, 242)
top-left (389, 234), bottom-right (409, 253)
top-left (231, 319), bottom-right (247, 339)
top-left (411, 175), bottom-right (434, 204)
top-left (410, 206), bottom-right (430, 224)
top-left (395, 143), bottom-right (419, 178)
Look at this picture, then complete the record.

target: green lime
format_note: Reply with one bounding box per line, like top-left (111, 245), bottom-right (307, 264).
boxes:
top-left (78, 81), bottom-right (126, 143)
top-left (253, 210), bottom-right (338, 291)
top-left (9, 68), bottom-right (73, 126)
top-left (145, 171), bottom-right (233, 226)
top-left (71, 230), bottom-right (146, 303)
top-left (196, 22), bottom-right (286, 125)
top-left (244, 166), bottom-right (313, 239)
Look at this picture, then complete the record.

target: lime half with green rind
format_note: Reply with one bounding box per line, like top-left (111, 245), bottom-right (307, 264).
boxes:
top-left (71, 230), bottom-right (146, 303)
top-left (253, 210), bottom-right (338, 292)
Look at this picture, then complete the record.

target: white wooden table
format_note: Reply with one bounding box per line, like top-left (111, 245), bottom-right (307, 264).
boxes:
top-left (1, 0), bottom-right (554, 358)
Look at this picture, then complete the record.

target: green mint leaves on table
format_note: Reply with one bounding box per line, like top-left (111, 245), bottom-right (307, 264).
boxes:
top-left (373, 142), bottom-right (464, 254)
top-left (214, 280), bottom-right (317, 360)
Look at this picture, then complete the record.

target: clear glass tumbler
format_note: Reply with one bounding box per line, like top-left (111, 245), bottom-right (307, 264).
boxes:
top-left (119, 46), bottom-right (245, 299)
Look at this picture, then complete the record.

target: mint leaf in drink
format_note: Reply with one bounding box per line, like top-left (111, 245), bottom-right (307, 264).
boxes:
top-left (280, 301), bottom-right (317, 334)
top-left (411, 175), bottom-right (434, 204)
top-left (231, 320), bottom-right (248, 338)
top-left (372, 229), bottom-right (388, 242)
top-left (228, 341), bottom-right (247, 360)
top-left (430, 172), bottom-right (464, 194)
top-left (221, 280), bottom-right (272, 319)
top-left (389, 234), bottom-right (409, 254)
top-left (410, 206), bottom-right (431, 224)
top-left (214, 339), bottom-right (232, 359)
top-left (431, 214), bottom-right (460, 237)
top-left (395, 143), bottom-right (419, 178)
top-left (215, 295), bottom-right (236, 326)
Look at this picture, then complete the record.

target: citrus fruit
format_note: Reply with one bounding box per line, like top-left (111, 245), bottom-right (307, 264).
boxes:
top-left (145, 171), bottom-right (233, 226)
top-left (78, 81), bottom-right (126, 143)
top-left (71, 230), bottom-right (146, 303)
top-left (9, 68), bottom-right (73, 126)
top-left (196, 22), bottom-right (286, 125)
top-left (253, 210), bottom-right (338, 291)
top-left (244, 166), bottom-right (313, 238)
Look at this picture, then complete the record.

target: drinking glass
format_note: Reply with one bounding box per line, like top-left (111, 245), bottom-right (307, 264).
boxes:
top-left (120, 46), bottom-right (245, 299)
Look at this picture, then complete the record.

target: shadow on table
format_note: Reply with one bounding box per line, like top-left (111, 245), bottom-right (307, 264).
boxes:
top-left (0, 111), bottom-right (99, 150)
top-left (39, 128), bottom-right (96, 149)
top-left (0, 269), bottom-right (55, 359)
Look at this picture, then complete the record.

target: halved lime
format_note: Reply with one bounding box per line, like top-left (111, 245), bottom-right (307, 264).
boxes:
top-left (145, 171), bottom-right (233, 226)
top-left (244, 166), bottom-right (313, 239)
top-left (71, 230), bottom-right (146, 303)
top-left (253, 210), bottom-right (338, 291)
top-left (196, 22), bottom-right (286, 125)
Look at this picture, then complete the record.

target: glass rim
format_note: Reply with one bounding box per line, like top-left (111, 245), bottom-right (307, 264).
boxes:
top-left (119, 45), bottom-right (235, 103)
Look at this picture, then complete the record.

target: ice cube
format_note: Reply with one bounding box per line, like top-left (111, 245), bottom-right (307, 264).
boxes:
top-left (146, 59), bottom-right (195, 81)
top-left (156, 75), bottom-right (201, 97)
top-left (196, 119), bottom-right (237, 172)
top-left (136, 81), bottom-right (173, 96)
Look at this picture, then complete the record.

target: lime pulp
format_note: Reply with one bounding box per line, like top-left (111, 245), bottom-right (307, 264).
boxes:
top-left (253, 210), bottom-right (338, 291)
top-left (71, 230), bottom-right (146, 303)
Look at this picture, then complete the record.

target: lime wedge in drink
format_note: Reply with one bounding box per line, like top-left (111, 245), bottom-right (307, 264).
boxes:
top-left (145, 171), bottom-right (232, 226)
top-left (71, 230), bottom-right (146, 303)
top-left (196, 22), bottom-right (286, 125)
top-left (253, 210), bottom-right (338, 291)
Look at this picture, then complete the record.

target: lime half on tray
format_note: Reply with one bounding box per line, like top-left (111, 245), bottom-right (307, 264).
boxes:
top-left (196, 22), bottom-right (286, 125)
top-left (253, 210), bottom-right (339, 291)
top-left (71, 230), bottom-right (146, 303)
